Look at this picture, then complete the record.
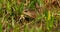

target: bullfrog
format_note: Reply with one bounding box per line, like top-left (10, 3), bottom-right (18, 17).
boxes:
top-left (22, 7), bottom-right (44, 19)
top-left (23, 9), bottom-right (37, 18)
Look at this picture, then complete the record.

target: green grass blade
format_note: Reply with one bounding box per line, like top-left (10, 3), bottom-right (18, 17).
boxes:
top-left (24, 24), bottom-right (28, 32)
top-left (0, 18), bottom-right (2, 32)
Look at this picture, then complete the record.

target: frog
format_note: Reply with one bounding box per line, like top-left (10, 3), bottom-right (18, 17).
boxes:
top-left (23, 9), bottom-right (37, 19)
top-left (23, 8), bottom-right (44, 18)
